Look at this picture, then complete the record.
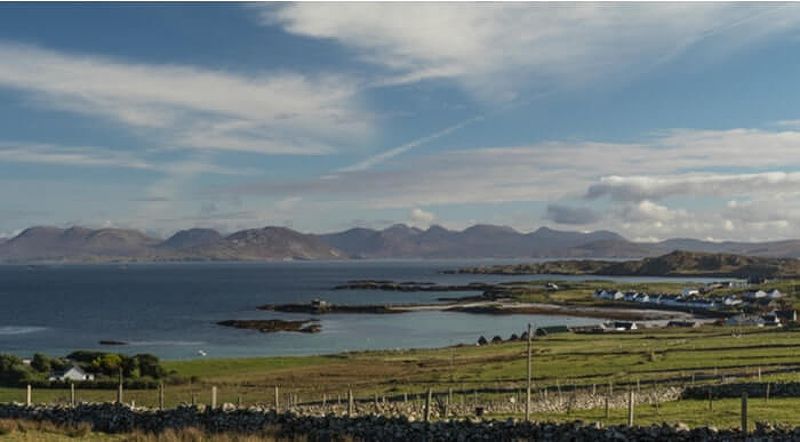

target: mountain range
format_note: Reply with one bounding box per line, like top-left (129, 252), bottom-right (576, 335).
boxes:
top-left (4, 223), bottom-right (800, 263)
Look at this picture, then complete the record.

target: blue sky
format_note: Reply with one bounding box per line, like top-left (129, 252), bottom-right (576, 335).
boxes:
top-left (4, 3), bottom-right (800, 241)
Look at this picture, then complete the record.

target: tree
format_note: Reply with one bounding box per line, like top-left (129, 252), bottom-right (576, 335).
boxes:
top-left (0, 354), bottom-right (31, 386)
top-left (30, 353), bottom-right (51, 373)
top-left (135, 354), bottom-right (164, 379)
top-left (91, 353), bottom-right (122, 375)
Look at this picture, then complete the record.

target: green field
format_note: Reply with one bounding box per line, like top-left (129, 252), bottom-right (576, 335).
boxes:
top-left (4, 326), bottom-right (800, 424)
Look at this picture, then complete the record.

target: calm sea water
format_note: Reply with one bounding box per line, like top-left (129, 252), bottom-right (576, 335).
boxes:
top-left (0, 261), bottom-right (722, 360)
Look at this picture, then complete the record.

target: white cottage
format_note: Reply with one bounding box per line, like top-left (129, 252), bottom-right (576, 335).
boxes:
top-left (49, 366), bottom-right (94, 382)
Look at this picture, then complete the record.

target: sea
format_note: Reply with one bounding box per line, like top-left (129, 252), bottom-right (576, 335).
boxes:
top-left (0, 260), bottom-right (724, 360)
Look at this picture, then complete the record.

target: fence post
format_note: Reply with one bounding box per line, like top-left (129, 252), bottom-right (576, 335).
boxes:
top-left (627, 390), bottom-right (635, 427)
top-left (70, 383), bottom-right (75, 406)
top-left (526, 322), bottom-right (532, 422)
top-left (211, 386), bottom-right (217, 409)
top-left (117, 368), bottom-right (123, 404)
top-left (274, 386), bottom-right (279, 411)
top-left (741, 392), bottom-right (748, 435)
top-left (26, 384), bottom-right (31, 406)
top-left (348, 389), bottom-right (354, 416)
top-left (322, 393), bottom-right (327, 407)
top-left (605, 395), bottom-right (610, 419)
top-left (556, 380), bottom-right (562, 405)
top-left (159, 382), bottom-right (165, 410)
top-left (766, 382), bottom-right (771, 403)
top-left (708, 389), bottom-right (713, 411)
top-left (425, 388), bottom-right (432, 422)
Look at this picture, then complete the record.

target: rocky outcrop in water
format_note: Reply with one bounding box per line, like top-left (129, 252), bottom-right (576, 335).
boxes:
top-left (216, 319), bottom-right (321, 334)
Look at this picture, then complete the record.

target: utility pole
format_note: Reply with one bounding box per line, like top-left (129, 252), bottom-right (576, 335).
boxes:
top-left (526, 323), bottom-right (533, 422)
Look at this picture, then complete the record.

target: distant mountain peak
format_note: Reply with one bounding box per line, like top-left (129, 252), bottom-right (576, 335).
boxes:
top-left (162, 228), bottom-right (223, 250)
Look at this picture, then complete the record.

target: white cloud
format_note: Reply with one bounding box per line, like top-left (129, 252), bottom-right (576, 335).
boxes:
top-left (0, 141), bottom-right (247, 176)
top-left (409, 207), bottom-right (436, 227)
top-left (264, 3), bottom-right (800, 100)
top-left (223, 122), bottom-right (800, 240)
top-left (231, 126), bottom-right (800, 209)
top-left (0, 42), bottom-right (370, 155)
top-left (587, 172), bottom-right (800, 202)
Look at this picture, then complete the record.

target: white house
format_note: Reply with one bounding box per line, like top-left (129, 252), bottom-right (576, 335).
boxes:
top-left (682, 288), bottom-right (700, 297)
top-left (49, 366), bottom-right (94, 382)
top-left (744, 290), bottom-right (768, 300)
top-left (723, 296), bottom-right (743, 306)
top-left (725, 314), bottom-right (765, 327)
top-left (604, 321), bottom-right (639, 331)
top-left (767, 289), bottom-right (784, 299)
top-left (634, 294), bottom-right (651, 303)
top-left (623, 292), bottom-right (640, 302)
top-left (595, 289), bottom-right (624, 301)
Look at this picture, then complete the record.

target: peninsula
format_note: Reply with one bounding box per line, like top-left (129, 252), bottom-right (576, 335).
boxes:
top-left (446, 250), bottom-right (800, 278)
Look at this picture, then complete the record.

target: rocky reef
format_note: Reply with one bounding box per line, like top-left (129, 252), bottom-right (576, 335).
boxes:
top-left (216, 319), bottom-right (321, 334)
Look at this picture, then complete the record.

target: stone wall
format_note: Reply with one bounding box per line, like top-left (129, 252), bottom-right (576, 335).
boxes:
top-left (2, 403), bottom-right (800, 440)
top-left (683, 382), bottom-right (800, 399)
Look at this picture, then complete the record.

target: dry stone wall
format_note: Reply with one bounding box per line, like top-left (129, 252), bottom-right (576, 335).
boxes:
top-left (2, 403), bottom-right (800, 441)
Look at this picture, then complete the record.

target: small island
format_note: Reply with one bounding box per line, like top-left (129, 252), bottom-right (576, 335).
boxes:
top-left (217, 319), bottom-right (321, 334)
top-left (98, 340), bottom-right (128, 346)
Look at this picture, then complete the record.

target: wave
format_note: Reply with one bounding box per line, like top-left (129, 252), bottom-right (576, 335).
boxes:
top-left (0, 326), bottom-right (48, 335)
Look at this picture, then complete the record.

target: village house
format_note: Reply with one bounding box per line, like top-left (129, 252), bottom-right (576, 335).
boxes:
top-left (762, 312), bottom-right (782, 327)
top-left (310, 298), bottom-right (330, 313)
top-left (722, 295), bottom-right (743, 306)
top-left (594, 289), bottom-right (624, 301)
top-left (623, 291), bottom-right (640, 302)
top-left (682, 288), bottom-right (700, 297)
top-left (744, 290), bottom-right (768, 300)
top-left (725, 314), bottom-right (765, 327)
top-left (766, 289), bottom-right (784, 299)
top-left (48, 365), bottom-right (94, 382)
top-left (604, 321), bottom-right (638, 332)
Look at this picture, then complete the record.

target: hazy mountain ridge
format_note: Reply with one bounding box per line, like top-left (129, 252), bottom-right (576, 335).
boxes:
top-left (0, 225), bottom-right (341, 262)
top-left (5, 223), bottom-right (800, 263)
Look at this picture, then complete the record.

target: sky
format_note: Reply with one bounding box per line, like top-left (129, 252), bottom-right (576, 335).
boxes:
top-left (4, 3), bottom-right (800, 241)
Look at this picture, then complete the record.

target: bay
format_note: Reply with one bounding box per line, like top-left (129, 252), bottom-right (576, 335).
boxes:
top-left (0, 260), bottom-right (721, 359)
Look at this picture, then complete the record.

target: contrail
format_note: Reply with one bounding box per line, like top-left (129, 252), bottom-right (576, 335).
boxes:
top-left (337, 114), bottom-right (486, 173)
